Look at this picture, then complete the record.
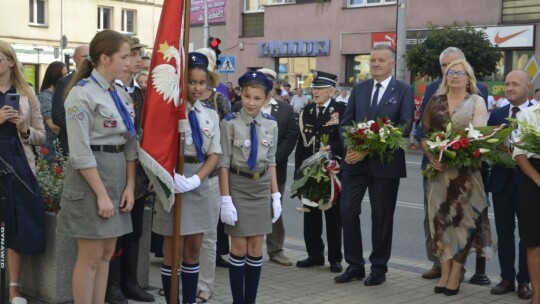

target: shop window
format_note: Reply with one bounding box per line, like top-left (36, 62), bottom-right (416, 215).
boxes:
top-left (349, 0), bottom-right (396, 7)
top-left (98, 6), bottom-right (112, 30)
top-left (245, 0), bottom-right (295, 12)
top-left (122, 9), bottom-right (136, 34)
top-left (242, 12), bottom-right (264, 37)
top-left (345, 54), bottom-right (371, 84)
top-left (502, 0), bottom-right (540, 23)
top-left (29, 0), bottom-right (47, 25)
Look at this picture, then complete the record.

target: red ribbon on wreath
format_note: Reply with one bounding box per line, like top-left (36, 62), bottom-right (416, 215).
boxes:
top-left (323, 159), bottom-right (341, 205)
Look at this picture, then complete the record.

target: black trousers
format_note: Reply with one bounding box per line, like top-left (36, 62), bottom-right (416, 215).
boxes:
top-left (118, 196), bottom-right (146, 248)
top-left (303, 200), bottom-right (342, 262)
top-left (340, 168), bottom-right (399, 274)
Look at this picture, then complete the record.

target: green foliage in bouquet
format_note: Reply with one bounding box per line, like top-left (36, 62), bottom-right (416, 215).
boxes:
top-left (423, 123), bottom-right (515, 180)
top-left (35, 140), bottom-right (67, 213)
top-left (342, 117), bottom-right (407, 161)
top-left (508, 117), bottom-right (540, 154)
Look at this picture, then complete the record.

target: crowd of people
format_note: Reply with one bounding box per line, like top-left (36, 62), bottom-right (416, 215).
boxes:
top-left (1, 30), bottom-right (540, 304)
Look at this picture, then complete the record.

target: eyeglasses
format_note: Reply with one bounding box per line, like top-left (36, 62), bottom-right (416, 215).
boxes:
top-left (0, 58), bottom-right (12, 63)
top-left (447, 70), bottom-right (467, 78)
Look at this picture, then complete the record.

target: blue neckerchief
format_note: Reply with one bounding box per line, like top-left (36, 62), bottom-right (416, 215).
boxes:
top-left (188, 107), bottom-right (205, 162)
top-left (90, 74), bottom-right (136, 138)
top-left (248, 121), bottom-right (258, 170)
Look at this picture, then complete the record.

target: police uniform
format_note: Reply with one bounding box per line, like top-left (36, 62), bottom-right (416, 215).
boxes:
top-left (218, 109), bottom-right (278, 237)
top-left (57, 69), bottom-right (138, 238)
top-left (152, 100), bottom-right (221, 236)
top-left (295, 70), bottom-right (345, 269)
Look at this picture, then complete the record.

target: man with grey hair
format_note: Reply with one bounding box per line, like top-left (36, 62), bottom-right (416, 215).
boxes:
top-left (415, 46), bottom-right (490, 282)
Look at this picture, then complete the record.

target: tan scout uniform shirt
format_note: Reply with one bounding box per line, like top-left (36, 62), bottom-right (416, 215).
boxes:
top-left (218, 108), bottom-right (277, 170)
top-left (64, 69), bottom-right (138, 169)
top-left (185, 100), bottom-right (222, 157)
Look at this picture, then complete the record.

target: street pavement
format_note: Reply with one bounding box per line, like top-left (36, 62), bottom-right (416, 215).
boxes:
top-left (132, 242), bottom-right (522, 304)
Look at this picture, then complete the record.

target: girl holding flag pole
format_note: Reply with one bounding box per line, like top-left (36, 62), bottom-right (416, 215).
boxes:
top-left (152, 52), bottom-right (221, 304)
top-left (218, 71), bottom-right (282, 304)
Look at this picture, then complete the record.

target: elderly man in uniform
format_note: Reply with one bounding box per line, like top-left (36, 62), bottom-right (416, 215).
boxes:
top-left (295, 71), bottom-right (345, 273)
top-left (232, 68), bottom-right (297, 266)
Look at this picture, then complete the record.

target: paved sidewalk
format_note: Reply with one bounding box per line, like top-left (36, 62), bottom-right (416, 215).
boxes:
top-left (137, 242), bottom-right (522, 304)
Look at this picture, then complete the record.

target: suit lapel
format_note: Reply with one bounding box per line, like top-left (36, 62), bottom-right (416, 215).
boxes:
top-left (375, 77), bottom-right (397, 114)
top-left (361, 80), bottom-right (374, 120)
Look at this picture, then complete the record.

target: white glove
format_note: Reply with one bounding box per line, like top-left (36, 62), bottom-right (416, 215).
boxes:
top-left (220, 196), bottom-right (237, 226)
top-left (173, 173), bottom-right (201, 193)
top-left (271, 192), bottom-right (282, 223)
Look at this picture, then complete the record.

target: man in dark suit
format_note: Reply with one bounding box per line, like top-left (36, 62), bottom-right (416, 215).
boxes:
top-left (487, 70), bottom-right (532, 300)
top-left (415, 47), bottom-right (491, 282)
top-left (51, 44), bottom-right (89, 154)
top-left (294, 71), bottom-right (345, 273)
top-left (232, 68), bottom-right (297, 266)
top-left (335, 45), bottom-right (414, 285)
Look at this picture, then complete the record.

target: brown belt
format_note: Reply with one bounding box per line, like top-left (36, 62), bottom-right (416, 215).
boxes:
top-left (230, 166), bottom-right (267, 180)
top-left (90, 145), bottom-right (124, 153)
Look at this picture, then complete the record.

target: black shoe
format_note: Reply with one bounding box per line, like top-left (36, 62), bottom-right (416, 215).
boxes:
top-left (329, 262), bottom-right (343, 273)
top-left (364, 272), bottom-right (386, 286)
top-left (434, 286), bottom-right (445, 294)
top-left (123, 281), bottom-right (155, 302)
top-left (216, 255), bottom-right (230, 268)
top-left (444, 280), bottom-right (461, 296)
top-left (296, 256), bottom-right (324, 268)
top-left (334, 266), bottom-right (365, 283)
top-left (490, 279), bottom-right (515, 295)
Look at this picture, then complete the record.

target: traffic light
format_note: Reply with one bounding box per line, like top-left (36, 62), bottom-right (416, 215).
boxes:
top-left (208, 37), bottom-right (222, 66)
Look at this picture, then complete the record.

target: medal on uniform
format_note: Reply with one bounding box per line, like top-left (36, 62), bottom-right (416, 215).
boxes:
top-left (244, 139), bottom-right (251, 147)
top-left (186, 137), bottom-right (194, 145)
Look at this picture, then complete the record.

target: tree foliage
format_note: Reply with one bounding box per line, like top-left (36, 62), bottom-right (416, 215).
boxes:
top-left (405, 22), bottom-right (502, 80)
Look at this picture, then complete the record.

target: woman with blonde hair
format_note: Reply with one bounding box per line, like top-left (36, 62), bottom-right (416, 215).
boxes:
top-left (0, 40), bottom-right (46, 304)
top-left (419, 59), bottom-right (494, 296)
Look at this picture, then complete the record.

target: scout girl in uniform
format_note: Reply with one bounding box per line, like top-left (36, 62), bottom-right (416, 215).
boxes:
top-left (152, 52), bottom-right (221, 304)
top-left (218, 71), bottom-right (282, 304)
top-left (56, 30), bottom-right (138, 304)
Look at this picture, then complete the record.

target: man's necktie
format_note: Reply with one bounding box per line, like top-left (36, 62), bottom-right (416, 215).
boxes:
top-left (317, 106), bottom-right (325, 119)
top-left (248, 121), bottom-right (258, 171)
top-left (188, 108), bottom-right (205, 162)
top-left (511, 106), bottom-right (520, 119)
top-left (370, 83), bottom-right (382, 119)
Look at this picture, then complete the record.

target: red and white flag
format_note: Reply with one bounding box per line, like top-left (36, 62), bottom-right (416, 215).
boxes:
top-left (139, 0), bottom-right (187, 211)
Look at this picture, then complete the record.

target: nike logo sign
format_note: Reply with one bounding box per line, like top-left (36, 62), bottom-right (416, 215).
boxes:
top-left (494, 29), bottom-right (529, 44)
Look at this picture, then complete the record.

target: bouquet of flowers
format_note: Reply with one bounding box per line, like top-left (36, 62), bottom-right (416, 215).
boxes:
top-left (509, 117), bottom-right (540, 154)
top-left (423, 122), bottom-right (515, 180)
top-left (341, 117), bottom-right (407, 161)
top-left (290, 135), bottom-right (341, 212)
top-left (35, 140), bottom-right (67, 213)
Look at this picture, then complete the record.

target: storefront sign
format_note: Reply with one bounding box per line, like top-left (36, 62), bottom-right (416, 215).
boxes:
top-left (258, 40), bottom-right (330, 57)
top-left (190, 0), bottom-right (226, 25)
top-left (481, 25), bottom-right (534, 48)
top-left (372, 32), bottom-right (396, 51)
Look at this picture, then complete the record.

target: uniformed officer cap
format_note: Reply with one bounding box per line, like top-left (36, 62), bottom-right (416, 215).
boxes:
top-left (311, 70), bottom-right (338, 88)
top-left (127, 36), bottom-right (148, 50)
top-left (188, 52), bottom-right (209, 69)
top-left (238, 71), bottom-right (273, 92)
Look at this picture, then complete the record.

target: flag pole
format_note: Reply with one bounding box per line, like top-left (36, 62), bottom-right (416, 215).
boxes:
top-left (170, 0), bottom-right (191, 303)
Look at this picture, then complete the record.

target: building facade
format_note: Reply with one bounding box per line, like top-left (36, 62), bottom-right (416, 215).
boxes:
top-left (224, 0), bottom-right (540, 96)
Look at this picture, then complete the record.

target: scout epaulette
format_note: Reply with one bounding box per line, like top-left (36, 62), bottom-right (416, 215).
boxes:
top-left (224, 112), bottom-right (239, 121)
top-left (202, 102), bottom-right (215, 110)
top-left (262, 112), bottom-right (276, 121)
top-left (76, 79), bottom-right (89, 86)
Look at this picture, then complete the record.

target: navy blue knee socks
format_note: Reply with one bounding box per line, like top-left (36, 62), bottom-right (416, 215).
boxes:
top-left (229, 253), bottom-right (246, 304)
top-left (181, 262), bottom-right (200, 304)
top-left (244, 255), bottom-right (263, 304)
top-left (161, 264), bottom-right (180, 304)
